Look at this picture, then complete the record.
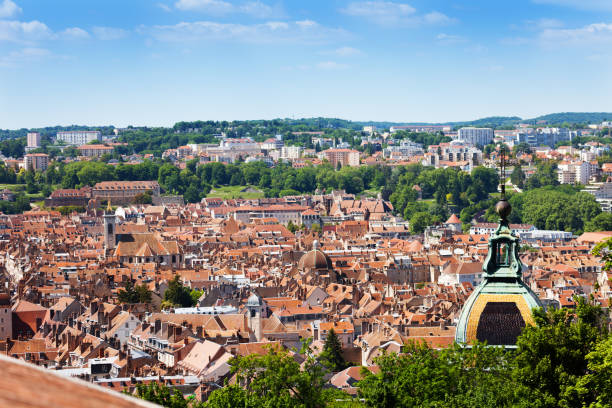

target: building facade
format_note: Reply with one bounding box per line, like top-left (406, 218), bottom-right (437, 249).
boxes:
top-left (56, 131), bottom-right (101, 145)
top-left (77, 144), bottom-right (114, 157)
top-left (322, 148), bottom-right (360, 167)
top-left (457, 127), bottom-right (494, 146)
top-left (92, 181), bottom-right (160, 205)
top-left (24, 153), bottom-right (49, 171)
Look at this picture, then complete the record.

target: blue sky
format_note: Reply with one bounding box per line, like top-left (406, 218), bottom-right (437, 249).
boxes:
top-left (0, 0), bottom-right (611, 128)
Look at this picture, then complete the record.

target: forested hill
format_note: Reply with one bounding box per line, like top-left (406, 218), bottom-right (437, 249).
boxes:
top-left (525, 112), bottom-right (612, 125)
top-left (2, 112), bottom-right (611, 139)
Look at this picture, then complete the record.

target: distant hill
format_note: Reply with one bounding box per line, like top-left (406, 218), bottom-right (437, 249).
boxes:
top-left (525, 112), bottom-right (612, 125)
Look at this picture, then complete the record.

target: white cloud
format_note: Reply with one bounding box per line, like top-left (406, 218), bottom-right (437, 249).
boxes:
top-left (329, 46), bottom-right (362, 56)
top-left (342, 1), bottom-right (453, 26)
top-left (436, 33), bottom-right (466, 44)
top-left (316, 61), bottom-right (348, 70)
top-left (174, 0), bottom-right (280, 17)
top-left (343, 1), bottom-right (415, 25)
top-left (239, 1), bottom-right (278, 18)
top-left (539, 23), bottom-right (612, 46)
top-left (0, 47), bottom-right (50, 67)
top-left (145, 20), bottom-right (347, 44)
top-left (423, 12), bottom-right (453, 25)
top-left (157, 2), bottom-right (172, 12)
top-left (0, 20), bottom-right (51, 43)
top-left (61, 27), bottom-right (90, 39)
top-left (93, 26), bottom-right (128, 40)
top-left (175, 0), bottom-right (234, 14)
top-left (532, 0), bottom-right (612, 11)
top-left (0, 0), bottom-right (21, 18)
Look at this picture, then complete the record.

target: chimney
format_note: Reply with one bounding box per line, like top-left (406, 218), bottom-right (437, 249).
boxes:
top-left (91, 301), bottom-right (98, 314)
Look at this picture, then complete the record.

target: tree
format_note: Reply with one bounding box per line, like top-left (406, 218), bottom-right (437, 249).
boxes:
top-left (510, 166), bottom-right (525, 189)
top-left (584, 212), bottom-right (612, 232)
top-left (204, 340), bottom-right (347, 408)
top-left (133, 191), bottom-right (153, 205)
top-left (571, 336), bottom-right (612, 408)
top-left (410, 212), bottom-right (434, 234)
top-left (190, 289), bottom-right (203, 306)
top-left (512, 297), bottom-right (608, 408)
top-left (118, 281), bottom-right (152, 304)
top-left (132, 382), bottom-right (202, 408)
top-left (358, 342), bottom-right (514, 408)
top-left (320, 328), bottom-right (347, 372)
top-left (287, 221), bottom-right (299, 233)
top-left (163, 275), bottom-right (194, 307)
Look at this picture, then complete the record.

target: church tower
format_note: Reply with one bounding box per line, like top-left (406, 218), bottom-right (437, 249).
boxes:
top-left (455, 150), bottom-right (542, 347)
top-left (246, 293), bottom-right (263, 342)
top-left (103, 201), bottom-right (116, 252)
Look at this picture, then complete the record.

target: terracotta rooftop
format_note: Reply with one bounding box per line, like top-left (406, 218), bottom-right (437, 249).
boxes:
top-left (0, 354), bottom-right (157, 408)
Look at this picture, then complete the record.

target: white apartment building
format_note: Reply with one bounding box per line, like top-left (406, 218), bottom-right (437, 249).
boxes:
top-left (280, 145), bottom-right (303, 160)
top-left (24, 153), bottom-right (49, 171)
top-left (261, 137), bottom-right (284, 150)
top-left (424, 140), bottom-right (483, 170)
top-left (557, 161), bottom-right (591, 185)
top-left (457, 127), bottom-right (494, 146)
top-left (56, 131), bottom-right (101, 145)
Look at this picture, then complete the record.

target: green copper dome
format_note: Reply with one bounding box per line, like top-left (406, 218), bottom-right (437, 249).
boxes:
top-left (455, 197), bottom-right (542, 347)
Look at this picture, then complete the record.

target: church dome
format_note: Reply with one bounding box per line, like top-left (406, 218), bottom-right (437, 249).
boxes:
top-left (298, 241), bottom-right (333, 271)
top-left (246, 293), bottom-right (262, 307)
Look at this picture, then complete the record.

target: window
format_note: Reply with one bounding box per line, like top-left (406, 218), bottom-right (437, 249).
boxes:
top-left (495, 242), bottom-right (511, 267)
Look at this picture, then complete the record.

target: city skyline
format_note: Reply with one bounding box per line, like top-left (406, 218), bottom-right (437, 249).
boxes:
top-left (1, 0), bottom-right (611, 128)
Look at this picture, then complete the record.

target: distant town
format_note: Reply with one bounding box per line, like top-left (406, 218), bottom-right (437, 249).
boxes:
top-left (0, 115), bottom-right (610, 406)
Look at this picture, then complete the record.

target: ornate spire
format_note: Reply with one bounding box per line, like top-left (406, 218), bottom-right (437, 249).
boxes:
top-left (106, 199), bottom-right (112, 214)
top-left (495, 146), bottom-right (511, 225)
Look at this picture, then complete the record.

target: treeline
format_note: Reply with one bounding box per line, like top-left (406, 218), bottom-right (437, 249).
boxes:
top-left (390, 165), bottom-right (499, 232)
top-left (131, 297), bottom-right (610, 408)
top-left (13, 158), bottom-right (612, 234)
top-left (499, 186), bottom-right (604, 235)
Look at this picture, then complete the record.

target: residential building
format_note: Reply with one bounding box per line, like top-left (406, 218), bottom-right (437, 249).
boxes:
top-left (390, 125), bottom-right (451, 133)
top-left (56, 131), bottom-right (102, 145)
top-left (77, 144), bottom-right (114, 157)
top-left (26, 132), bottom-right (41, 150)
top-left (456, 127), bottom-right (494, 146)
top-left (280, 145), bottom-right (303, 160)
top-left (322, 148), bottom-right (360, 167)
top-left (24, 153), bottom-right (49, 171)
top-left (92, 181), bottom-right (160, 205)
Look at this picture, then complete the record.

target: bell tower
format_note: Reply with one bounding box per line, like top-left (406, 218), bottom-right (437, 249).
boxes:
top-left (103, 200), bottom-right (116, 252)
top-left (455, 147), bottom-right (542, 347)
top-left (246, 293), bottom-right (263, 342)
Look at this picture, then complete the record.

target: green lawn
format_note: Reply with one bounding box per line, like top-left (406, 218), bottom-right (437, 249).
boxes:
top-left (207, 185), bottom-right (265, 199)
top-left (0, 184), bottom-right (25, 192)
top-left (361, 188), bottom-right (382, 198)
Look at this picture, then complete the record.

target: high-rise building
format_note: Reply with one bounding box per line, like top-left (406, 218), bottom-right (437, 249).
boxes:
top-left (26, 132), bottom-right (41, 149)
top-left (24, 153), bottom-right (49, 171)
top-left (322, 148), bottom-right (360, 167)
top-left (457, 127), bottom-right (494, 146)
top-left (56, 130), bottom-right (101, 145)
